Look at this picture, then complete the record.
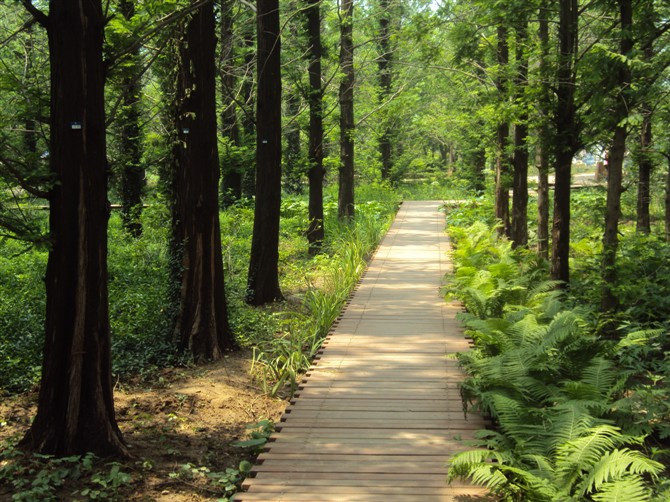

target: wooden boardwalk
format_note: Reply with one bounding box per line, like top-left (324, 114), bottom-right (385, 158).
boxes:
top-left (236, 201), bottom-right (489, 501)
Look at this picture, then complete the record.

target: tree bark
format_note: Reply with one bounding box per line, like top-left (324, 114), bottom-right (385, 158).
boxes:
top-left (20, 0), bottom-right (127, 456)
top-left (536, 0), bottom-right (551, 259)
top-left (550, 0), bottom-right (579, 284)
top-left (220, 0), bottom-right (242, 207)
top-left (378, 0), bottom-right (393, 180)
top-left (172, 1), bottom-right (236, 359)
top-left (246, 0), bottom-right (283, 305)
top-left (118, 0), bottom-right (145, 237)
top-left (636, 110), bottom-right (652, 234)
top-left (338, 0), bottom-right (355, 219)
top-left (494, 25), bottom-right (510, 236)
top-left (305, 0), bottom-right (325, 254)
top-left (241, 25), bottom-right (257, 198)
top-left (601, 0), bottom-right (633, 314)
top-left (511, 20), bottom-right (529, 248)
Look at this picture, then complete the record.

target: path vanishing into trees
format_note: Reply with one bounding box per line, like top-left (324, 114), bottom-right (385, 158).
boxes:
top-left (236, 201), bottom-right (491, 501)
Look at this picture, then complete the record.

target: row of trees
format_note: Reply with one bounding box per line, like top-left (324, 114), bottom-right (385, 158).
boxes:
top-left (442, 0), bottom-right (670, 306)
top-left (2, 0), bottom-right (420, 456)
top-left (2, 0), bottom-right (669, 457)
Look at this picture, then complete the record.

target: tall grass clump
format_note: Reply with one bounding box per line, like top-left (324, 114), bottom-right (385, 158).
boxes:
top-left (445, 220), bottom-right (670, 501)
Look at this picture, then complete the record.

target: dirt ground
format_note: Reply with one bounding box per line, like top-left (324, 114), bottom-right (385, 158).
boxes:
top-left (0, 350), bottom-right (288, 501)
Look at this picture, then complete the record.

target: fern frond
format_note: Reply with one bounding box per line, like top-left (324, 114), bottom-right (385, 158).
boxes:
top-left (578, 448), bottom-right (664, 495)
top-left (590, 474), bottom-right (652, 502)
top-left (581, 357), bottom-right (617, 396)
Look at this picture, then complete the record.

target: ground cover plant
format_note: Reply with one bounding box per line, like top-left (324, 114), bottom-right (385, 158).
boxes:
top-left (445, 213), bottom-right (670, 501)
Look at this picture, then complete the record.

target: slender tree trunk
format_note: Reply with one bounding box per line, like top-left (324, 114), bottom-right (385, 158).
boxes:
top-left (636, 2), bottom-right (656, 234)
top-left (284, 90), bottom-right (303, 194)
top-left (551, 0), bottom-right (579, 284)
top-left (305, 0), bottom-right (325, 255)
top-left (537, 0), bottom-right (551, 259)
top-left (511, 21), bottom-right (529, 248)
top-left (494, 25), bottom-right (510, 236)
top-left (636, 110), bottom-right (652, 234)
top-left (241, 27), bottom-right (257, 198)
top-left (601, 0), bottom-right (633, 314)
top-left (247, 0), bottom-right (283, 305)
top-left (338, 0), bottom-right (355, 219)
top-left (220, 0), bottom-right (242, 207)
top-left (118, 0), bottom-right (145, 237)
top-left (172, 1), bottom-right (236, 359)
top-left (537, 146), bottom-right (550, 259)
top-left (378, 0), bottom-right (393, 180)
top-left (20, 0), bottom-right (127, 456)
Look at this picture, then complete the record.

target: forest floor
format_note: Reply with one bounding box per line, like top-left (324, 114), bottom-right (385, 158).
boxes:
top-left (0, 351), bottom-right (288, 501)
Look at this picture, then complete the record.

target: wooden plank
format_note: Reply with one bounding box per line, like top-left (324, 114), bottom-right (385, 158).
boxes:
top-left (251, 460), bottom-right (448, 474)
top-left (276, 420), bottom-right (485, 430)
top-left (234, 491), bottom-right (488, 502)
top-left (243, 472), bottom-right (456, 487)
top-left (283, 410), bottom-right (468, 420)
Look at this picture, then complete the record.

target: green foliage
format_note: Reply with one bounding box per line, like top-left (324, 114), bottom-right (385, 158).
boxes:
top-left (446, 221), bottom-right (668, 500)
top-left (0, 441), bottom-right (132, 501)
top-left (232, 419), bottom-right (274, 453)
top-left (168, 459), bottom-right (252, 502)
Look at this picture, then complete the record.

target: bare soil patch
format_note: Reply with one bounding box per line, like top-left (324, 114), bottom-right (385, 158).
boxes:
top-left (0, 350), bottom-right (287, 501)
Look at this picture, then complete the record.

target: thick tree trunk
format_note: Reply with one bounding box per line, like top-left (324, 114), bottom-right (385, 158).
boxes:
top-left (338, 0), bottom-right (355, 219)
top-left (246, 0), bottom-right (283, 305)
top-left (551, 0), bottom-right (579, 284)
top-left (536, 0), bottom-right (551, 259)
top-left (118, 0), bottom-right (144, 238)
top-left (20, 0), bottom-right (127, 456)
top-left (378, 0), bottom-right (393, 180)
top-left (511, 21), bottom-right (529, 248)
top-left (601, 0), bottom-right (633, 314)
top-left (172, 2), bottom-right (236, 359)
top-left (636, 111), bottom-right (652, 234)
top-left (284, 91), bottom-right (303, 194)
top-left (305, 0), bottom-right (325, 255)
top-left (494, 25), bottom-right (510, 236)
top-left (220, 0), bottom-right (242, 207)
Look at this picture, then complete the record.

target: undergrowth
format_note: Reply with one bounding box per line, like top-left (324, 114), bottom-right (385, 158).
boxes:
top-left (445, 220), bottom-right (670, 501)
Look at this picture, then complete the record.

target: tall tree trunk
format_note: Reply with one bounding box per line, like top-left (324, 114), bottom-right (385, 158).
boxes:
top-left (20, 0), bottom-right (127, 456)
top-left (284, 90), bottom-right (303, 194)
top-left (551, 0), bottom-right (579, 284)
top-left (338, 0), bottom-right (355, 219)
top-left (172, 1), bottom-right (236, 359)
top-left (241, 26), bottom-right (257, 198)
top-left (220, 0), bottom-right (242, 207)
top-left (536, 0), bottom-right (551, 259)
top-left (511, 21), bottom-right (529, 248)
top-left (636, 109), bottom-right (652, 234)
top-left (378, 0), bottom-right (393, 180)
top-left (494, 25), bottom-right (510, 236)
top-left (247, 0), bottom-right (283, 305)
top-left (118, 0), bottom-right (145, 237)
top-left (305, 0), bottom-right (325, 255)
top-left (601, 0), bottom-right (633, 314)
